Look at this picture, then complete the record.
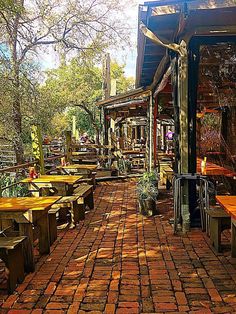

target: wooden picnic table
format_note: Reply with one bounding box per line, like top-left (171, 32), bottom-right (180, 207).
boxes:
top-left (197, 158), bottom-right (235, 176)
top-left (0, 196), bottom-right (61, 272)
top-left (122, 150), bottom-right (145, 155)
top-left (205, 151), bottom-right (225, 156)
top-left (72, 151), bottom-right (97, 156)
top-left (58, 164), bottom-right (97, 175)
top-left (216, 195), bottom-right (236, 257)
top-left (216, 196), bottom-right (236, 219)
top-left (21, 175), bottom-right (83, 196)
top-left (72, 144), bottom-right (113, 149)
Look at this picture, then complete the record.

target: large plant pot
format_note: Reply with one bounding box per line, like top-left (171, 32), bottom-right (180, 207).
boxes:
top-left (138, 198), bottom-right (159, 216)
top-left (111, 169), bottom-right (119, 176)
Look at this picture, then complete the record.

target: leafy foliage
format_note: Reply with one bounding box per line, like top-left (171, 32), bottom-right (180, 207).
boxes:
top-left (0, 0), bottom-right (133, 162)
top-left (137, 171), bottom-right (159, 200)
top-left (137, 181), bottom-right (158, 201)
top-left (0, 174), bottom-right (29, 197)
top-left (41, 58), bottom-right (134, 140)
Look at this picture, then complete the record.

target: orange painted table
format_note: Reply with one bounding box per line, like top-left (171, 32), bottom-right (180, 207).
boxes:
top-left (21, 175), bottom-right (83, 196)
top-left (216, 195), bottom-right (236, 257)
top-left (216, 196), bottom-right (236, 219)
top-left (0, 196), bottom-right (60, 272)
top-left (197, 158), bottom-right (235, 176)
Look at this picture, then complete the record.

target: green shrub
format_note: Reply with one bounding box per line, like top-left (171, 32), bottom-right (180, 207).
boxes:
top-left (137, 171), bottom-right (159, 200)
top-left (0, 174), bottom-right (29, 197)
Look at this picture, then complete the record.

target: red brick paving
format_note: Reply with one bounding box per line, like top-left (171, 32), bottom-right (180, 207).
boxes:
top-left (1, 180), bottom-right (236, 313)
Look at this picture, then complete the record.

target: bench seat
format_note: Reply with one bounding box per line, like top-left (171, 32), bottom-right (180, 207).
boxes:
top-left (74, 173), bottom-right (96, 189)
top-left (73, 184), bottom-right (94, 211)
top-left (51, 195), bottom-right (85, 227)
top-left (0, 236), bottom-right (26, 293)
top-left (48, 207), bottom-right (60, 245)
top-left (161, 166), bottom-right (174, 190)
top-left (50, 185), bottom-right (93, 228)
top-left (205, 208), bottom-right (231, 252)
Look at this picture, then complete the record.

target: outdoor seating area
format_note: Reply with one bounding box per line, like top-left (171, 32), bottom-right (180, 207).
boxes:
top-left (0, 167), bottom-right (95, 294)
top-left (1, 0), bottom-right (236, 312)
top-left (0, 180), bottom-right (236, 312)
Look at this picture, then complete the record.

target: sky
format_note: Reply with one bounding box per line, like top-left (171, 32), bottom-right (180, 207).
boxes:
top-left (117, 0), bottom-right (144, 77)
top-left (41, 0), bottom-right (144, 79)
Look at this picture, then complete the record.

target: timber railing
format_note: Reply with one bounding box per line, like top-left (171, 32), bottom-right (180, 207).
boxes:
top-left (0, 155), bottom-right (65, 197)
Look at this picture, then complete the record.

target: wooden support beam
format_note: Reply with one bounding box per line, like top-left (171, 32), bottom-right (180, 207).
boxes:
top-left (153, 97), bottom-right (158, 168)
top-left (178, 42), bottom-right (190, 233)
top-left (65, 131), bottom-right (72, 162)
top-left (31, 125), bottom-right (45, 175)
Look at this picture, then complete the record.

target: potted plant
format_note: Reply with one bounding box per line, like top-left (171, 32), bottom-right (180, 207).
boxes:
top-left (137, 172), bottom-right (159, 216)
top-left (140, 171), bottom-right (159, 187)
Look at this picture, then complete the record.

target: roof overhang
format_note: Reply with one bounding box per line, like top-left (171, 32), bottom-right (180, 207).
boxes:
top-left (96, 87), bottom-right (151, 119)
top-left (136, 0), bottom-right (236, 88)
top-left (96, 87), bottom-right (151, 108)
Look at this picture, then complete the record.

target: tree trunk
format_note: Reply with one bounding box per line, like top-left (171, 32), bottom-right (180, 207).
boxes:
top-left (76, 103), bottom-right (100, 145)
top-left (96, 128), bottom-right (100, 145)
top-left (10, 0), bottom-right (25, 164)
top-left (12, 68), bottom-right (24, 164)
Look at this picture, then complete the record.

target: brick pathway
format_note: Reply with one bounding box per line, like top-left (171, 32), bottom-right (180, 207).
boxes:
top-left (1, 179), bottom-right (236, 313)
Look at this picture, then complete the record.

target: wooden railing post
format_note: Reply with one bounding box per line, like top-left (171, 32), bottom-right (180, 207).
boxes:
top-left (31, 125), bottom-right (45, 175)
top-left (65, 131), bottom-right (72, 162)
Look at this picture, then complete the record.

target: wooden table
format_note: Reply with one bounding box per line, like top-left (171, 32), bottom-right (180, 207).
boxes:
top-left (197, 158), bottom-right (235, 176)
top-left (122, 150), bottom-right (145, 155)
top-left (21, 175), bottom-right (83, 197)
top-left (216, 195), bottom-right (236, 257)
top-left (0, 196), bottom-right (60, 272)
top-left (72, 152), bottom-right (97, 157)
top-left (58, 164), bottom-right (97, 175)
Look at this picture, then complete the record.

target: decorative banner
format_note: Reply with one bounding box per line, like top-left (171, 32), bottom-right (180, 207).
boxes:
top-left (31, 125), bottom-right (45, 174)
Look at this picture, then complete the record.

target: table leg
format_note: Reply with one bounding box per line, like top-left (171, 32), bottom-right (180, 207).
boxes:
top-left (19, 223), bottom-right (35, 273)
top-left (67, 184), bottom-right (74, 196)
top-left (37, 214), bottom-right (50, 255)
top-left (86, 192), bottom-right (94, 210)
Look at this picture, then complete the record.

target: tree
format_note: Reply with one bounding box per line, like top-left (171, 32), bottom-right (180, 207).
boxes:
top-left (42, 58), bottom-right (134, 143)
top-left (0, 0), bottom-right (132, 163)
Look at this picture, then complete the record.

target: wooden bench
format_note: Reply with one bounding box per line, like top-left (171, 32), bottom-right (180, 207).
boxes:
top-left (205, 208), bottom-right (231, 252)
top-left (73, 184), bottom-right (94, 211)
top-left (50, 185), bottom-right (93, 228)
top-left (48, 207), bottom-right (60, 245)
top-left (51, 195), bottom-right (86, 228)
top-left (0, 236), bottom-right (26, 293)
top-left (73, 172), bottom-right (96, 189)
top-left (162, 166), bottom-right (174, 190)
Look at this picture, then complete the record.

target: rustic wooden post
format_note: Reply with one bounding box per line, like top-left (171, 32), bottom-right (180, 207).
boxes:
top-left (146, 92), bottom-right (154, 172)
top-left (178, 41), bottom-right (190, 232)
top-left (141, 125), bottom-right (144, 139)
top-left (72, 115), bottom-right (76, 138)
top-left (65, 130), bottom-right (72, 162)
top-left (153, 97), bottom-right (158, 168)
top-left (104, 110), bottom-right (109, 146)
top-left (31, 125), bottom-right (45, 175)
top-left (149, 93), bottom-right (154, 171)
top-left (102, 53), bottom-right (111, 148)
top-left (133, 126), bottom-right (137, 144)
